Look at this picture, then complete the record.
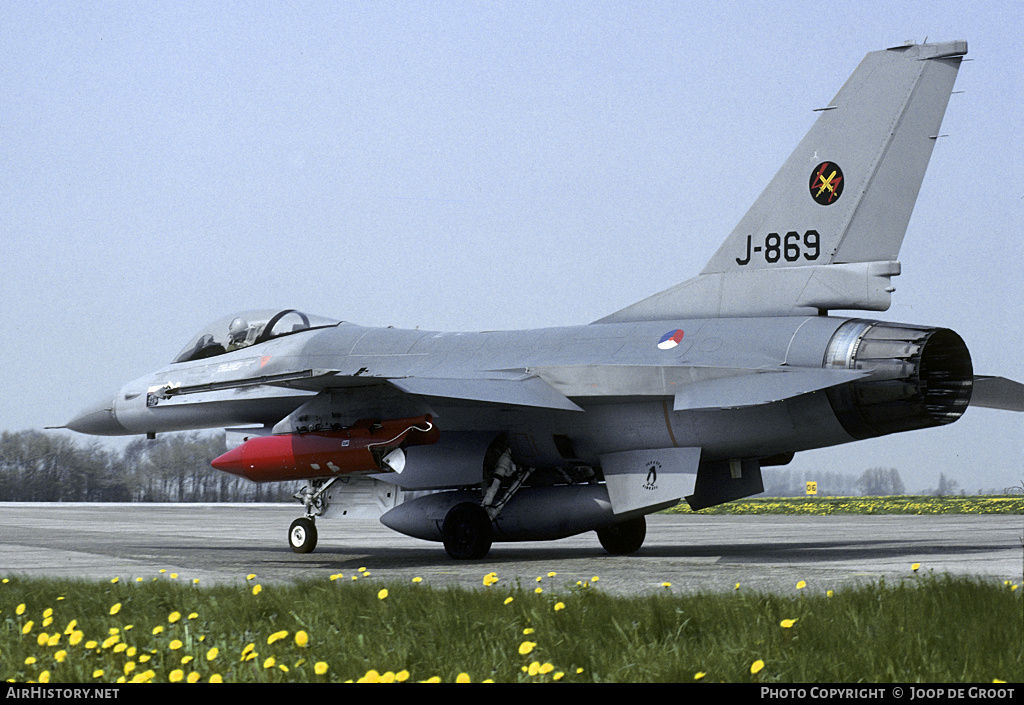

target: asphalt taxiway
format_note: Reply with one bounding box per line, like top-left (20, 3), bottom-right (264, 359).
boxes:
top-left (0, 503), bottom-right (1020, 594)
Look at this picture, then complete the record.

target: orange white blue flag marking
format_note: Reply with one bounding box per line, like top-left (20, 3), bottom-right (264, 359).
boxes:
top-left (658, 329), bottom-right (685, 350)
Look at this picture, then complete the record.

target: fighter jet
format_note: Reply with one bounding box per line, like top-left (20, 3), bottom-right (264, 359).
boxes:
top-left (63, 40), bottom-right (1023, 559)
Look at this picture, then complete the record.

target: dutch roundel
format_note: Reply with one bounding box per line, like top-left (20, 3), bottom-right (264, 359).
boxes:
top-left (657, 329), bottom-right (685, 350)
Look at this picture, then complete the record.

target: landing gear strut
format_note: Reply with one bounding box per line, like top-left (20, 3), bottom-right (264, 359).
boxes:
top-left (440, 441), bottom-right (532, 560)
top-left (288, 478), bottom-right (339, 554)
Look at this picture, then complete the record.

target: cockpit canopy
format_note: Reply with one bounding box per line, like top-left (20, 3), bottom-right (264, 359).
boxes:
top-left (172, 309), bottom-right (340, 363)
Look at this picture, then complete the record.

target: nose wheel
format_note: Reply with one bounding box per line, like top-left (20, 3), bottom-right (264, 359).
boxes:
top-left (288, 517), bottom-right (318, 554)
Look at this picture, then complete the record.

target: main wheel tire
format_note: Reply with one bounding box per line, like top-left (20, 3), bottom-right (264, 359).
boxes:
top-left (597, 516), bottom-right (646, 555)
top-left (288, 517), bottom-right (318, 554)
top-left (441, 502), bottom-right (493, 560)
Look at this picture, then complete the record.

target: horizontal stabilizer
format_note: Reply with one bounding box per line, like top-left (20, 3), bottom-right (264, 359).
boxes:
top-left (971, 376), bottom-right (1024, 412)
top-left (388, 375), bottom-right (584, 411)
top-left (673, 368), bottom-right (869, 411)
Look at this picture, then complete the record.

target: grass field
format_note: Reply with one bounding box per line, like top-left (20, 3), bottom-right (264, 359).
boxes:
top-left (2, 571), bottom-right (1020, 683)
top-left (666, 495), bottom-right (1024, 515)
top-left (2, 496), bottom-right (1021, 683)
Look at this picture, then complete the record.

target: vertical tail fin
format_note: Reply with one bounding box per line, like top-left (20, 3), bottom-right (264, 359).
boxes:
top-left (600, 41), bottom-right (967, 323)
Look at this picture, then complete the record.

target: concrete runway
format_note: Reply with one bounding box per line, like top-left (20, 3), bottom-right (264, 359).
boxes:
top-left (0, 503), bottom-right (1020, 595)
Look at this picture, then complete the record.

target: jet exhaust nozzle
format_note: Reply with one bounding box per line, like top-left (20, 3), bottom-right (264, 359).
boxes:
top-left (211, 415), bottom-right (438, 483)
top-left (822, 320), bottom-right (973, 440)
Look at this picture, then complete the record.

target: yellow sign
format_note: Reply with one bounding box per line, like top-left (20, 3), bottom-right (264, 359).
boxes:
top-left (806, 481), bottom-right (818, 495)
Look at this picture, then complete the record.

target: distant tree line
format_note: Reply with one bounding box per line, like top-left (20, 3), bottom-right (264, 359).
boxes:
top-left (762, 466), bottom-right (975, 497)
top-left (0, 430), bottom-right (292, 502)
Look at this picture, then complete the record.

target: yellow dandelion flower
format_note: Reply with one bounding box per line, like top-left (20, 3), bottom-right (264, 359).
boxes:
top-left (180, 655), bottom-right (193, 665)
top-left (64, 619), bottom-right (77, 635)
top-left (504, 596), bottom-right (514, 605)
top-left (395, 670), bottom-right (410, 682)
top-left (69, 630), bottom-right (83, 646)
top-left (553, 672), bottom-right (564, 681)
top-left (92, 669), bottom-right (105, 679)
top-left (456, 673), bottom-right (471, 683)
top-left (695, 672), bottom-right (706, 680)
top-left (124, 662), bottom-right (136, 675)
top-left (519, 641), bottom-right (537, 656)
top-left (295, 631), bottom-right (309, 648)
top-left (780, 619), bottom-right (798, 628)
top-left (39, 671), bottom-right (50, 683)
top-left (796, 581), bottom-right (806, 590)
top-left (111, 576), bottom-right (119, 583)
top-left (37, 632), bottom-right (49, 647)
top-left (592, 576), bottom-right (599, 582)
top-left (16, 603), bottom-right (25, 615)
top-left (358, 669), bottom-right (381, 683)
top-left (207, 647), bottom-right (219, 661)
top-left (377, 588), bottom-right (389, 600)
top-left (152, 625), bottom-right (164, 635)
top-left (24, 657), bottom-right (37, 666)
top-left (22, 620), bottom-right (34, 634)
top-left (187, 671), bottom-right (201, 683)
top-left (735, 583), bottom-right (741, 590)
top-left (85, 640), bottom-right (98, 649)
top-left (528, 661), bottom-right (541, 676)
top-left (483, 572), bottom-right (498, 586)
top-left (268, 630), bottom-right (288, 645)
top-left (188, 612), bottom-right (198, 619)
top-left (168, 611), bottom-right (181, 623)
top-left (169, 669), bottom-right (184, 683)
top-left (534, 587), bottom-right (543, 594)
top-left (751, 659), bottom-right (765, 675)
top-left (827, 590), bottom-right (834, 598)
top-left (55, 650), bottom-right (67, 663)
top-left (252, 584), bottom-right (262, 595)
top-left (412, 577), bottom-right (422, 583)
top-left (911, 563), bottom-right (920, 572)
top-left (169, 639), bottom-right (183, 650)
top-left (210, 674), bottom-right (223, 683)
top-left (170, 573), bottom-right (178, 579)
top-left (329, 573), bottom-right (342, 581)
top-left (247, 573), bottom-right (256, 580)
top-left (263, 656), bottom-right (276, 669)
top-left (539, 662), bottom-right (554, 674)
top-left (110, 603), bottom-right (121, 616)
top-left (315, 662), bottom-right (328, 675)
top-left (662, 582), bottom-right (672, 588)
top-left (554, 602), bottom-right (565, 611)
top-left (43, 608), bottom-right (53, 618)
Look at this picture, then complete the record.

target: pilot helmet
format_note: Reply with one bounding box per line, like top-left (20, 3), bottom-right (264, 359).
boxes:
top-left (228, 317), bottom-right (250, 343)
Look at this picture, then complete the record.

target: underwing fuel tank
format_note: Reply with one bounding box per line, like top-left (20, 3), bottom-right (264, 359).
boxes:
top-left (211, 415), bottom-right (438, 483)
top-left (380, 485), bottom-right (632, 543)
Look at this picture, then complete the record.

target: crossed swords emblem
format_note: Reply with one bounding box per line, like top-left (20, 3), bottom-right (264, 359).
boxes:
top-left (810, 161), bottom-right (843, 205)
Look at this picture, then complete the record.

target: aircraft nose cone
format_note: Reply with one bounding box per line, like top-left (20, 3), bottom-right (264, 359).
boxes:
top-left (65, 396), bottom-right (127, 436)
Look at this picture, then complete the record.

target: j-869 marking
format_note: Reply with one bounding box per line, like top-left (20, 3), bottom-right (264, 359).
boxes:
top-left (736, 230), bottom-right (821, 265)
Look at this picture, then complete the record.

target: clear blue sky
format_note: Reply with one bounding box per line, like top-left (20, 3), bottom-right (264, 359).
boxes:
top-left (2, 1), bottom-right (1021, 491)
